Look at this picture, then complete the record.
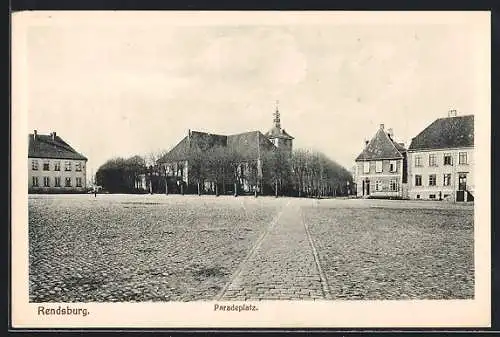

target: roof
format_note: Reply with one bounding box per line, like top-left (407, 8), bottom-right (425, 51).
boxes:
top-left (265, 126), bottom-right (294, 140)
top-left (157, 130), bottom-right (277, 163)
top-left (227, 131), bottom-right (276, 159)
top-left (408, 115), bottom-right (474, 151)
top-left (28, 133), bottom-right (87, 160)
top-left (355, 127), bottom-right (406, 161)
top-left (157, 131), bottom-right (228, 163)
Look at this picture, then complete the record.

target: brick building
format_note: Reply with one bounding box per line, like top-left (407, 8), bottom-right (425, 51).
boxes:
top-left (157, 107), bottom-right (294, 194)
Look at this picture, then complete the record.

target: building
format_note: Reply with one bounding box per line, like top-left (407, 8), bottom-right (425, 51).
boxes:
top-left (354, 124), bottom-right (408, 198)
top-left (407, 112), bottom-right (474, 202)
top-left (28, 130), bottom-right (88, 193)
top-left (157, 106), bottom-right (293, 194)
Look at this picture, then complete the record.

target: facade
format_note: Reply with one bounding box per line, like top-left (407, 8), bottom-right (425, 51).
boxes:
top-left (354, 124), bottom-right (408, 198)
top-left (28, 130), bottom-right (88, 193)
top-left (157, 107), bottom-right (293, 194)
top-left (407, 113), bottom-right (474, 202)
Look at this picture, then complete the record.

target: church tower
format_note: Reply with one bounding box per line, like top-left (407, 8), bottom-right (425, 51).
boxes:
top-left (265, 101), bottom-right (294, 152)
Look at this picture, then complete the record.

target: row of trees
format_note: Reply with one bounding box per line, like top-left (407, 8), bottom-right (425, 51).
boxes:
top-left (95, 147), bottom-right (353, 197)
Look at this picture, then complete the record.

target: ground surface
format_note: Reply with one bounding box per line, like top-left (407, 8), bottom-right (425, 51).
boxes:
top-left (28, 194), bottom-right (474, 302)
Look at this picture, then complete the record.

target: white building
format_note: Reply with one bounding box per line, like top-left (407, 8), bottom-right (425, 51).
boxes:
top-left (407, 112), bottom-right (474, 202)
top-left (28, 130), bottom-right (88, 193)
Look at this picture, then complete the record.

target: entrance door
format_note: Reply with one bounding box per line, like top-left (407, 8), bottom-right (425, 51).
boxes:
top-left (458, 173), bottom-right (467, 191)
top-left (365, 179), bottom-right (370, 195)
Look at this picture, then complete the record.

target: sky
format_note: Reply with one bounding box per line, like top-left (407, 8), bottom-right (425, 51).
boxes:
top-left (20, 12), bottom-right (489, 176)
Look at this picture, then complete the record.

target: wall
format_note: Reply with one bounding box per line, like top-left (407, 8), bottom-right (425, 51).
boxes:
top-left (355, 158), bottom-right (404, 198)
top-left (28, 157), bottom-right (87, 193)
top-left (407, 147), bottom-right (474, 201)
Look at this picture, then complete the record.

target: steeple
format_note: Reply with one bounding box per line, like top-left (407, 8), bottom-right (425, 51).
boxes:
top-left (273, 100), bottom-right (281, 129)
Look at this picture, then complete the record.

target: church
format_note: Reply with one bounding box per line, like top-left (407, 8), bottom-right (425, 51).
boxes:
top-left (156, 105), bottom-right (294, 195)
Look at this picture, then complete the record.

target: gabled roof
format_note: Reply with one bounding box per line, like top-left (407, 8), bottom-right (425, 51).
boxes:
top-left (265, 126), bottom-right (294, 140)
top-left (408, 115), bottom-right (474, 151)
top-left (157, 130), bottom-right (277, 164)
top-left (355, 127), bottom-right (406, 161)
top-left (28, 133), bottom-right (87, 160)
top-left (227, 131), bottom-right (276, 159)
top-left (157, 136), bottom-right (191, 163)
top-left (157, 131), bottom-right (228, 163)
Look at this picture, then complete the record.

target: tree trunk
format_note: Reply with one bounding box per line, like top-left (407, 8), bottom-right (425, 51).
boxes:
top-left (254, 187), bottom-right (257, 198)
top-left (197, 182), bottom-right (201, 196)
top-left (234, 182), bottom-right (238, 197)
top-left (275, 180), bottom-right (278, 198)
top-left (215, 183), bottom-right (219, 197)
top-left (222, 171), bottom-right (226, 195)
top-left (181, 183), bottom-right (184, 195)
top-left (164, 173), bottom-right (168, 195)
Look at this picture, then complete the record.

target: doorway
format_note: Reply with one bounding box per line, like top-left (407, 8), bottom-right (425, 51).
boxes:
top-left (363, 179), bottom-right (370, 196)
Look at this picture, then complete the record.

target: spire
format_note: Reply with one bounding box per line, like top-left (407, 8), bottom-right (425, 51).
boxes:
top-left (273, 100), bottom-right (281, 129)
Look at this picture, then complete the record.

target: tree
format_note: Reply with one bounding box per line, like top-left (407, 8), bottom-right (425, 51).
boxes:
top-left (262, 148), bottom-right (292, 197)
top-left (96, 155), bottom-right (147, 193)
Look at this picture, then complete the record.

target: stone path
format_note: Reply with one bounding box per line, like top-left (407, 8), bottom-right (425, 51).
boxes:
top-left (217, 199), bottom-right (331, 301)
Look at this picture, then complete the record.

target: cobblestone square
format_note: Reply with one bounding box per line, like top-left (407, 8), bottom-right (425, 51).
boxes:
top-left (29, 194), bottom-right (474, 302)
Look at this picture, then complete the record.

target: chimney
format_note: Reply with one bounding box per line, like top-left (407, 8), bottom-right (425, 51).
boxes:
top-left (387, 128), bottom-right (394, 139)
top-left (448, 109), bottom-right (457, 117)
top-left (379, 123), bottom-right (385, 130)
top-left (33, 130), bottom-right (37, 140)
top-left (365, 139), bottom-right (369, 147)
top-left (51, 131), bottom-right (56, 140)
top-left (188, 129), bottom-right (191, 137)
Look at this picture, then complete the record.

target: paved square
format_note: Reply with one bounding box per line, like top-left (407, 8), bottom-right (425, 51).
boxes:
top-left (29, 194), bottom-right (474, 302)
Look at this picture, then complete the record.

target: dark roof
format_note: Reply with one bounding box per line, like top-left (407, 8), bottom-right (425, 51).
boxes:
top-left (28, 133), bottom-right (87, 160)
top-left (355, 127), bottom-right (406, 161)
top-left (408, 115), bottom-right (474, 151)
top-left (157, 131), bottom-right (228, 163)
top-left (265, 126), bottom-right (294, 140)
top-left (157, 130), bottom-right (277, 163)
top-left (227, 131), bottom-right (276, 159)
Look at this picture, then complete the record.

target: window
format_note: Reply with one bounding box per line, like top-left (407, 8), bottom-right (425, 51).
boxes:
top-left (389, 160), bottom-right (397, 172)
top-left (443, 174), bottom-right (451, 186)
top-left (32, 176), bottom-right (39, 187)
top-left (65, 177), bottom-right (72, 187)
top-left (415, 155), bottom-right (422, 167)
top-left (375, 161), bottom-right (383, 173)
top-left (444, 153), bottom-right (452, 165)
top-left (415, 175), bottom-right (422, 186)
top-left (54, 161), bottom-right (61, 171)
top-left (363, 162), bottom-right (370, 174)
top-left (389, 180), bottom-right (398, 191)
top-left (65, 161), bottom-right (72, 171)
top-left (75, 162), bottom-right (82, 172)
top-left (416, 194), bottom-right (420, 199)
top-left (459, 152), bottom-right (468, 165)
top-left (76, 177), bottom-right (82, 187)
top-left (429, 154), bottom-right (437, 167)
top-left (429, 194), bottom-right (436, 199)
top-left (375, 180), bottom-right (381, 191)
top-left (43, 177), bottom-right (50, 187)
top-left (429, 174), bottom-right (437, 186)
top-left (32, 160), bottom-right (38, 170)
top-left (54, 177), bottom-right (61, 187)
top-left (43, 162), bottom-right (50, 171)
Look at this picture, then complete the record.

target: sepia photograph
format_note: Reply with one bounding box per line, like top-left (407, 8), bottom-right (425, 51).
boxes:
top-left (11, 11), bottom-right (490, 328)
